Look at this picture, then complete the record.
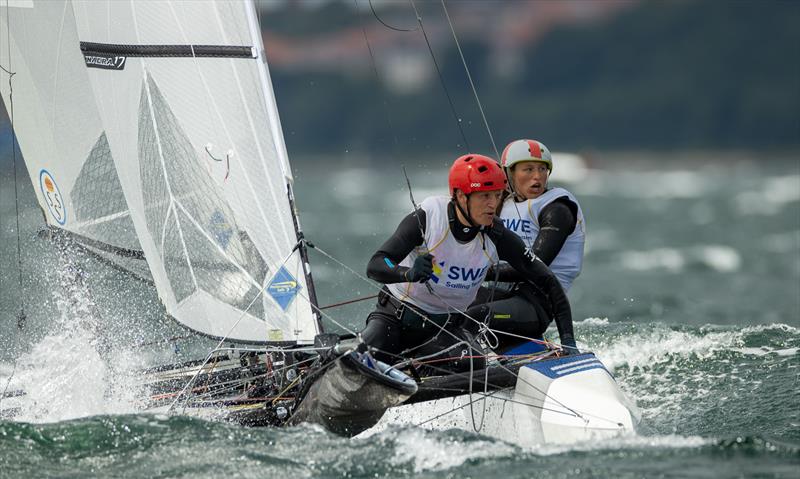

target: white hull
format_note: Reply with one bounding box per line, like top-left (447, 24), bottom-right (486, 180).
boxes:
top-left (364, 353), bottom-right (639, 447)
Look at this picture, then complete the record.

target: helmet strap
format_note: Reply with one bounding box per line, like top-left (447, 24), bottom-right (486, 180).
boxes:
top-left (453, 192), bottom-right (476, 227)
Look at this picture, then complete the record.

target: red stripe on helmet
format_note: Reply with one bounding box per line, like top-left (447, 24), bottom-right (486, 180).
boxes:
top-left (527, 140), bottom-right (541, 161)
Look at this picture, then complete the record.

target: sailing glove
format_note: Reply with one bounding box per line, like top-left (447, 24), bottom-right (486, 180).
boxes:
top-left (404, 253), bottom-right (434, 283)
top-left (560, 336), bottom-right (580, 355)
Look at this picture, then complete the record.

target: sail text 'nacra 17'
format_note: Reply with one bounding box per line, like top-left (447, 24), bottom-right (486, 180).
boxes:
top-left (0, 0), bottom-right (638, 445)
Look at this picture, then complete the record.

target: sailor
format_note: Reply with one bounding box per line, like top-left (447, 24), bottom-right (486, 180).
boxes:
top-left (465, 139), bottom-right (585, 352)
top-left (361, 154), bottom-right (577, 367)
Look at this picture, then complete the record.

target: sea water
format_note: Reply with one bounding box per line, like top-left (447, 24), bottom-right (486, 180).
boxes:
top-left (1, 153), bottom-right (798, 478)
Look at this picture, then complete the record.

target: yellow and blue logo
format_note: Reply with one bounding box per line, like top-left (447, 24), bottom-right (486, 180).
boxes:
top-left (267, 266), bottom-right (301, 311)
top-left (430, 260), bottom-right (444, 283)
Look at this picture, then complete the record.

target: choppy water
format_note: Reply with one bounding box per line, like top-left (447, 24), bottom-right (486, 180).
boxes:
top-left (1, 152), bottom-right (799, 477)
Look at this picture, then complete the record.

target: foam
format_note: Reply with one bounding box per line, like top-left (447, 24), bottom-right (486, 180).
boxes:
top-left (6, 257), bottom-right (145, 423)
top-left (578, 317), bottom-right (610, 326)
top-left (531, 433), bottom-right (712, 456)
top-left (389, 427), bottom-right (516, 472)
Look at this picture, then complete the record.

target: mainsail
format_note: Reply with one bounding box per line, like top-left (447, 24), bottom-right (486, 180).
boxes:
top-left (1, 0), bottom-right (320, 344)
top-left (0, 0), bottom-right (149, 282)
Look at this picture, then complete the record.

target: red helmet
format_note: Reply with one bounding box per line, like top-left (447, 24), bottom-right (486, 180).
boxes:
top-left (448, 154), bottom-right (507, 196)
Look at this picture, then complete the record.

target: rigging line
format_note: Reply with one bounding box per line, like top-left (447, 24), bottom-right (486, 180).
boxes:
top-left (308, 242), bottom-right (590, 421)
top-left (311, 242), bottom-right (509, 355)
top-left (168, 239), bottom-right (303, 413)
top-left (293, 285), bottom-right (360, 337)
top-left (1, 0), bottom-right (24, 412)
top-left (319, 293), bottom-right (379, 310)
top-left (467, 349), bottom-right (489, 432)
top-left (368, 0), bottom-right (418, 32)
top-left (440, 0), bottom-right (499, 160)
top-left (414, 387), bottom-right (590, 428)
top-left (409, 0), bottom-right (470, 151)
top-left (354, 0), bottom-right (402, 151)
top-left (439, 1), bottom-right (533, 254)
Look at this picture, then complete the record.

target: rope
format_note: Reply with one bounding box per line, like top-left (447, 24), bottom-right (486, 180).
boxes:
top-left (368, 0), bottom-right (418, 32)
top-left (440, 0), bottom-right (499, 160)
top-left (408, 0), bottom-right (470, 151)
top-left (0, 0), bottom-right (23, 414)
top-left (319, 294), bottom-right (378, 310)
top-left (168, 240), bottom-right (304, 412)
top-left (309, 242), bottom-right (590, 423)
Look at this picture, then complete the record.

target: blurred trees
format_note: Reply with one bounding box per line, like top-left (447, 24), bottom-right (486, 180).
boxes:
top-left (264, 0), bottom-right (799, 157)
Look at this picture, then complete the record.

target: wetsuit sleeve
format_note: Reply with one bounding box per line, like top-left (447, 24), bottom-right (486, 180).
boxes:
top-left (490, 220), bottom-right (575, 343)
top-left (366, 210), bottom-right (426, 283)
top-left (533, 198), bottom-right (577, 266)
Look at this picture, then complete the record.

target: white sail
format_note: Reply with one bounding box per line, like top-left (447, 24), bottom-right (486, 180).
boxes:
top-left (0, 0), bottom-right (147, 277)
top-left (1, 0), bottom-right (320, 344)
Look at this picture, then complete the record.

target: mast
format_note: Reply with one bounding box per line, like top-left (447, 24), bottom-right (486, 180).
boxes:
top-left (244, 1), bottom-right (323, 333)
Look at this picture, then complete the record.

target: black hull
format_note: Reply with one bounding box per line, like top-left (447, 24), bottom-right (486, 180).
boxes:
top-left (288, 352), bottom-right (417, 436)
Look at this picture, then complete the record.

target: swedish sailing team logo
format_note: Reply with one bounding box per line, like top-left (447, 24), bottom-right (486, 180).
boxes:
top-left (39, 169), bottom-right (66, 225)
top-left (267, 266), bottom-right (301, 311)
top-left (428, 259), bottom-right (488, 289)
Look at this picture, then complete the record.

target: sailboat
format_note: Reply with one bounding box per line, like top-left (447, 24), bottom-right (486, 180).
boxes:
top-left (0, 0), bottom-right (638, 445)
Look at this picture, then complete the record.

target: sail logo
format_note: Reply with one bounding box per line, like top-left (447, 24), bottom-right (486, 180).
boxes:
top-left (39, 169), bottom-right (66, 225)
top-left (267, 266), bottom-right (301, 311)
top-left (208, 210), bottom-right (233, 249)
top-left (83, 53), bottom-right (126, 70)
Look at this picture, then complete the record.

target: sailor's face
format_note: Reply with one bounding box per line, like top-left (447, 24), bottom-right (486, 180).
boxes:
top-left (512, 161), bottom-right (549, 199)
top-left (465, 189), bottom-right (503, 226)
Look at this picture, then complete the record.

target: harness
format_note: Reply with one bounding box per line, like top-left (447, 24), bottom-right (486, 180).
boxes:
top-left (377, 287), bottom-right (453, 330)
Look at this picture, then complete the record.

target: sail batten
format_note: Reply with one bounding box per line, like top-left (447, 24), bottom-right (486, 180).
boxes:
top-left (79, 42), bottom-right (256, 59)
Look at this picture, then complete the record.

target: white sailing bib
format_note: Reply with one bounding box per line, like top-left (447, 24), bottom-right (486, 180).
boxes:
top-left (500, 187), bottom-right (585, 291)
top-left (387, 196), bottom-right (498, 314)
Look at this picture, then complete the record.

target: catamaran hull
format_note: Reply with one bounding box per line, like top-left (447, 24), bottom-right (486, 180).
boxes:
top-left (288, 352), bottom-right (418, 436)
top-left (365, 353), bottom-right (639, 447)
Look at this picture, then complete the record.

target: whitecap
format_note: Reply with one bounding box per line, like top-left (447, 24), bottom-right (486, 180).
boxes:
top-left (530, 433), bottom-right (712, 456)
top-left (691, 245), bottom-right (741, 272)
top-left (579, 317), bottom-right (610, 326)
top-left (390, 428), bottom-right (515, 472)
top-left (618, 248), bottom-right (685, 272)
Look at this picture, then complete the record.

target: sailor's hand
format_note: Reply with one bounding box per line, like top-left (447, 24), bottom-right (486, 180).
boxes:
top-left (405, 253), bottom-right (434, 282)
top-left (560, 336), bottom-right (580, 355)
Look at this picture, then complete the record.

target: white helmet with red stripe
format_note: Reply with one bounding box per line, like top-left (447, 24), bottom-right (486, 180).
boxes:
top-left (501, 139), bottom-right (553, 172)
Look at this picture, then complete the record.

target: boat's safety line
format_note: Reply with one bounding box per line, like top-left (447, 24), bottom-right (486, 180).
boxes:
top-left (79, 42), bottom-right (256, 59)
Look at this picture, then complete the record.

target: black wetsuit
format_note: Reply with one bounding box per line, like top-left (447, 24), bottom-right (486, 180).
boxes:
top-left (361, 200), bottom-right (573, 365)
top-left (468, 194), bottom-right (579, 351)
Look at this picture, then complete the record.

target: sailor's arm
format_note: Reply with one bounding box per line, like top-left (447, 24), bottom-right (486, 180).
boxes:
top-left (490, 220), bottom-right (577, 349)
top-left (366, 210), bottom-right (427, 283)
top-left (532, 198), bottom-right (577, 266)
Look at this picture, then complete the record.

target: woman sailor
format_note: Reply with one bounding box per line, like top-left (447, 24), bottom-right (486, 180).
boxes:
top-left (360, 154), bottom-right (576, 366)
top-left (466, 139), bottom-right (585, 352)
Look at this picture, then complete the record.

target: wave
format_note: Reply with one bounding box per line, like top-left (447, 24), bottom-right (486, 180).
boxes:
top-left (2, 415), bottom-right (795, 479)
top-left (617, 245), bottom-right (741, 273)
